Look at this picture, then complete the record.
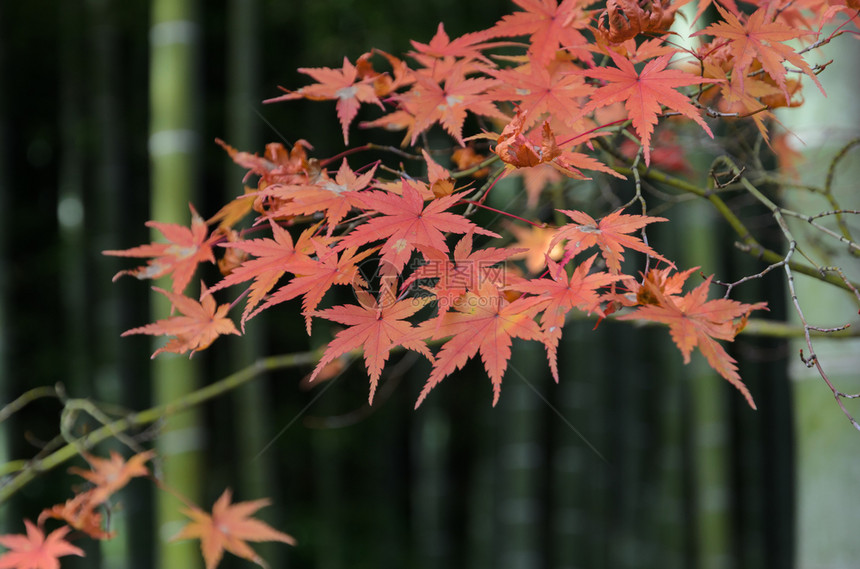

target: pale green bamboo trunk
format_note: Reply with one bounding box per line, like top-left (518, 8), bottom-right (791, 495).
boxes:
top-left (149, 1), bottom-right (203, 567)
top-left (778, 32), bottom-right (860, 568)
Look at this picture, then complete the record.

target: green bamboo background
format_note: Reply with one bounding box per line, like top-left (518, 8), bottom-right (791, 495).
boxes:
top-left (0, 1), bottom-right (857, 568)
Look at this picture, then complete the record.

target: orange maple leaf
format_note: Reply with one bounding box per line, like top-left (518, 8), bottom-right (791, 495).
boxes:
top-left (207, 221), bottom-right (318, 324)
top-left (406, 231), bottom-right (524, 309)
top-left (308, 282), bottom-right (433, 403)
top-left (408, 22), bottom-right (500, 64)
top-left (173, 489), bottom-right (295, 569)
top-left (416, 282), bottom-right (546, 407)
top-left (68, 450), bottom-right (154, 505)
top-left (487, 61), bottom-right (594, 130)
top-left (261, 159), bottom-right (377, 236)
top-left (104, 205), bottom-right (218, 294)
top-left (399, 62), bottom-right (506, 146)
top-left (511, 255), bottom-right (626, 381)
top-left (38, 491), bottom-right (113, 540)
top-left (215, 138), bottom-right (314, 190)
top-left (505, 222), bottom-right (564, 274)
top-left (248, 241), bottom-right (376, 333)
top-left (209, 186), bottom-right (258, 233)
top-left (362, 49), bottom-right (417, 97)
top-left (596, 0), bottom-right (676, 43)
top-left (619, 274), bottom-right (767, 408)
top-left (421, 149), bottom-right (456, 198)
top-left (493, 111), bottom-right (622, 181)
top-left (487, 0), bottom-right (593, 64)
top-left (693, 5), bottom-right (823, 103)
top-left (336, 180), bottom-right (500, 275)
top-left (265, 57), bottom-right (384, 145)
top-left (674, 0), bottom-right (740, 25)
top-left (581, 51), bottom-right (716, 166)
top-left (214, 136), bottom-right (273, 177)
top-left (549, 208), bottom-right (670, 273)
top-left (122, 286), bottom-right (240, 358)
top-left (0, 520), bottom-right (84, 569)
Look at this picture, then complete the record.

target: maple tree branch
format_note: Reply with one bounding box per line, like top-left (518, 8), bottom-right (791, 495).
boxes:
top-left (613, 163), bottom-right (860, 293)
top-left (451, 153), bottom-right (500, 179)
top-left (319, 143), bottom-right (423, 168)
top-left (740, 318), bottom-right (856, 339)
top-left (714, 157), bottom-right (860, 431)
top-left (0, 349), bottom-right (322, 504)
top-left (780, 209), bottom-right (860, 253)
top-left (0, 385), bottom-right (59, 424)
top-left (824, 137), bottom-right (860, 247)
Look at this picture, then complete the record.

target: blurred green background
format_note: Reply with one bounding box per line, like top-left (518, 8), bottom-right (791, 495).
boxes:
top-left (1, 1), bottom-right (859, 568)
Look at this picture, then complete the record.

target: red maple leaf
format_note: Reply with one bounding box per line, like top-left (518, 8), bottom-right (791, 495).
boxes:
top-left (261, 159), bottom-right (377, 237)
top-left (674, 0), bottom-right (740, 25)
top-left (39, 491), bottom-right (112, 540)
top-left (693, 5), bottom-right (822, 103)
top-left (486, 61), bottom-right (593, 130)
top-left (215, 138), bottom-right (315, 190)
top-left (398, 62), bottom-right (506, 145)
top-left (337, 181), bottom-right (500, 275)
top-left (487, 0), bottom-right (593, 64)
top-left (619, 274), bottom-right (767, 408)
top-left (581, 51), bottom-right (716, 166)
top-left (248, 241), bottom-right (376, 333)
top-left (207, 221), bottom-right (318, 324)
top-left (265, 57), bottom-right (384, 145)
top-left (104, 205), bottom-right (218, 294)
top-left (122, 285), bottom-right (240, 358)
top-left (308, 282), bottom-right (433, 403)
top-left (416, 283), bottom-right (545, 407)
top-left (549, 208), bottom-right (670, 273)
top-left (0, 520), bottom-right (84, 569)
top-left (215, 138), bottom-right (290, 184)
top-left (494, 111), bottom-right (622, 180)
top-left (408, 22), bottom-right (500, 64)
top-left (173, 489), bottom-right (295, 569)
top-left (406, 231), bottom-right (524, 309)
top-left (511, 255), bottom-right (626, 381)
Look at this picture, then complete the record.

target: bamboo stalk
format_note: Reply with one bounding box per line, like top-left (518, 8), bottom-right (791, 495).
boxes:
top-left (149, 1), bottom-right (203, 565)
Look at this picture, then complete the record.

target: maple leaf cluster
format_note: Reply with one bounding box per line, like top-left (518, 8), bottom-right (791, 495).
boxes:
top-left (105, 169), bottom-right (765, 408)
top-left (0, 451), bottom-right (294, 569)
top-left (105, 0), bottom-right (851, 410)
top-left (95, 0), bottom-right (849, 406)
